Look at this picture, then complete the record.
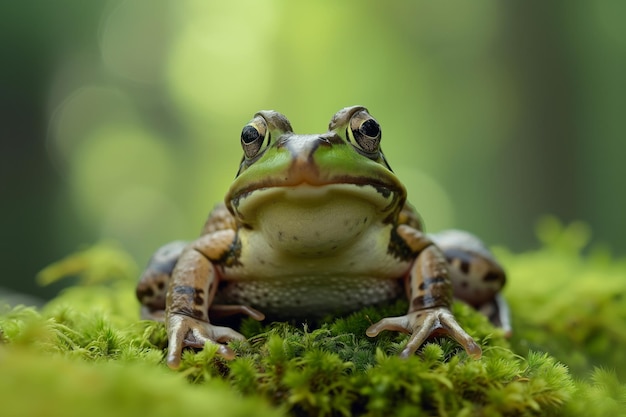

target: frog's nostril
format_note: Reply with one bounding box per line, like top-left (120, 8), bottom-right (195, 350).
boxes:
top-left (318, 132), bottom-right (342, 146)
top-left (317, 136), bottom-right (332, 146)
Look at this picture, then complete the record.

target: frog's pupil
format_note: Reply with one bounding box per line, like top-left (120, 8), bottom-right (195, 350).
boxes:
top-left (360, 119), bottom-right (380, 137)
top-left (241, 126), bottom-right (260, 144)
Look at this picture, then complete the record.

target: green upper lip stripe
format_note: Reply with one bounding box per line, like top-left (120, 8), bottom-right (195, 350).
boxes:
top-left (230, 175), bottom-right (402, 200)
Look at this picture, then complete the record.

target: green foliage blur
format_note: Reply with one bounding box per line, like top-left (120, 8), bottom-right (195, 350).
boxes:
top-left (1, 0), bottom-right (625, 299)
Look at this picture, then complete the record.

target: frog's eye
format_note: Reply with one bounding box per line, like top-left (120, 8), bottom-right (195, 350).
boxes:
top-left (349, 111), bottom-right (381, 154)
top-left (241, 116), bottom-right (268, 158)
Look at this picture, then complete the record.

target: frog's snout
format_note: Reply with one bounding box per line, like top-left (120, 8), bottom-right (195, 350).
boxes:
top-left (279, 133), bottom-right (334, 159)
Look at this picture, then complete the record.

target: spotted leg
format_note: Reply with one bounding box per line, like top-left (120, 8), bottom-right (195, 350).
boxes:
top-left (164, 229), bottom-right (265, 369)
top-left (366, 224), bottom-right (482, 359)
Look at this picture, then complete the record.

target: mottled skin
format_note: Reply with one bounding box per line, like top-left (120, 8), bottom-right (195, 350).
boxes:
top-left (137, 106), bottom-right (509, 369)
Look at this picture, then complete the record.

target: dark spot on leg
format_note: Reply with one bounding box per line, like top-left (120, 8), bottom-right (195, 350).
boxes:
top-left (411, 292), bottom-right (450, 310)
top-left (460, 260), bottom-right (470, 274)
top-left (483, 271), bottom-right (502, 282)
top-left (418, 276), bottom-right (447, 291)
top-left (157, 281), bottom-right (165, 290)
top-left (140, 287), bottom-right (154, 298)
top-left (192, 308), bottom-right (206, 319)
top-left (461, 280), bottom-right (469, 288)
top-left (173, 285), bottom-right (196, 295)
top-left (412, 295), bottom-right (433, 310)
top-left (174, 306), bottom-right (206, 321)
top-left (194, 293), bottom-right (205, 306)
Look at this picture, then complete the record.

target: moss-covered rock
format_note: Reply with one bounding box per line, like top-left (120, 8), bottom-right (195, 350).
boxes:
top-left (1, 219), bottom-right (625, 416)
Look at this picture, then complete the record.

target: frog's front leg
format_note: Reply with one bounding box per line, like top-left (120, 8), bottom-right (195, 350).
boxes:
top-left (366, 225), bottom-right (482, 359)
top-left (165, 230), bottom-right (264, 369)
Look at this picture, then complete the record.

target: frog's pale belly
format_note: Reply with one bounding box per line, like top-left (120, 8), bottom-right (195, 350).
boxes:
top-left (218, 221), bottom-right (411, 317)
top-left (216, 275), bottom-right (405, 318)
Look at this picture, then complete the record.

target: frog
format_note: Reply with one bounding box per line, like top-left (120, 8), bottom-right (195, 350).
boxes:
top-left (136, 106), bottom-right (509, 369)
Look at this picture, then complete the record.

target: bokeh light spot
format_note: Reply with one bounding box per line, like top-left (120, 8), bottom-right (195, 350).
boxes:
top-left (48, 86), bottom-right (137, 169)
top-left (99, 0), bottom-right (171, 83)
top-left (70, 125), bottom-right (175, 224)
top-left (167, 0), bottom-right (277, 122)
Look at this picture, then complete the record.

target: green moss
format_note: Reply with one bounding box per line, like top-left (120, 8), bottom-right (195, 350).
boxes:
top-left (1, 220), bottom-right (625, 416)
top-left (502, 217), bottom-right (626, 380)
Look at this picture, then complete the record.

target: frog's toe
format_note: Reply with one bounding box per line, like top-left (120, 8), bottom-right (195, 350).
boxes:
top-left (166, 313), bottom-right (245, 369)
top-left (366, 315), bottom-right (412, 337)
top-left (399, 312), bottom-right (439, 358)
top-left (436, 309), bottom-right (482, 359)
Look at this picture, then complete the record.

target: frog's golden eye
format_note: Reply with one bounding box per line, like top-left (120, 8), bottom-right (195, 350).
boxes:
top-left (241, 117), bottom-right (268, 158)
top-left (349, 111), bottom-right (381, 154)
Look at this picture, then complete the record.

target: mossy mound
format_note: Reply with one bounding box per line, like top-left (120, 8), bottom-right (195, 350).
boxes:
top-left (1, 219), bottom-right (625, 416)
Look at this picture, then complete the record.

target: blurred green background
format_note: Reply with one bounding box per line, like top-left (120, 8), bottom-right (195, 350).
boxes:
top-left (1, 0), bottom-right (625, 301)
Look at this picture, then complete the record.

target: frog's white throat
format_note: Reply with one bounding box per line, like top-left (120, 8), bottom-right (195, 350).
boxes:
top-left (234, 183), bottom-right (397, 257)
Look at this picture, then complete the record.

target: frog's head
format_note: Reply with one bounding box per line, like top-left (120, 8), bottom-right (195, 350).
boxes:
top-left (225, 106), bottom-right (406, 252)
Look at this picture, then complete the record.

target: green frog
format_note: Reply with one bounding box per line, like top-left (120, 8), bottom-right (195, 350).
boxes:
top-left (136, 106), bottom-right (509, 369)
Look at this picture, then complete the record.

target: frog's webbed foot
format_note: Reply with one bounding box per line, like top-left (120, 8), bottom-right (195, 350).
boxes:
top-left (166, 313), bottom-right (246, 369)
top-left (366, 307), bottom-right (482, 359)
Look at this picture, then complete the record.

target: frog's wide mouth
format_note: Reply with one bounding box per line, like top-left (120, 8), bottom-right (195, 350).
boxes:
top-left (229, 175), bottom-right (401, 203)
top-left (227, 179), bottom-right (405, 226)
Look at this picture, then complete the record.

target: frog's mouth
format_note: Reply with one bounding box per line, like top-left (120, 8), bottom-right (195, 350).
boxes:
top-left (228, 180), bottom-right (404, 229)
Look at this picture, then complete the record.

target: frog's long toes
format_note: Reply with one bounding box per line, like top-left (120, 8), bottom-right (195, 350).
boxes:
top-left (366, 316), bottom-right (411, 337)
top-left (189, 325), bottom-right (244, 360)
top-left (400, 314), bottom-right (437, 358)
top-left (217, 344), bottom-right (236, 360)
top-left (439, 312), bottom-right (482, 359)
top-left (372, 309), bottom-right (483, 360)
top-left (167, 353), bottom-right (182, 369)
top-left (463, 339), bottom-right (482, 359)
top-left (166, 314), bottom-right (247, 368)
top-left (212, 326), bottom-right (246, 344)
top-left (166, 339), bottom-right (185, 369)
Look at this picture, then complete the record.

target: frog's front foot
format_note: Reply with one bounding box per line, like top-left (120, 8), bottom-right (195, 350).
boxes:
top-left (166, 313), bottom-right (246, 369)
top-left (366, 307), bottom-right (482, 359)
